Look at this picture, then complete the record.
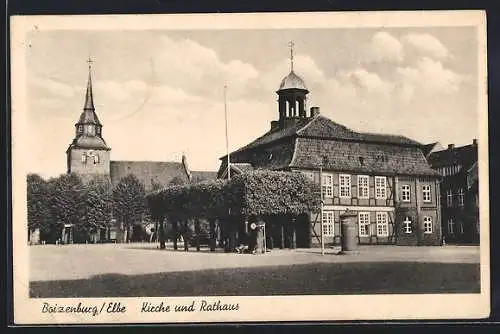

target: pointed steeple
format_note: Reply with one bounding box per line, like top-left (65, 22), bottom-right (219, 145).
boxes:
top-left (84, 56), bottom-right (95, 110)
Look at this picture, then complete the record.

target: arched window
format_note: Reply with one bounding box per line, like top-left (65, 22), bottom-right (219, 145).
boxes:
top-left (285, 100), bottom-right (290, 117)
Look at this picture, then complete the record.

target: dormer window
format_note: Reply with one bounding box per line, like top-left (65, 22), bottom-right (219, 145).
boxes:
top-left (96, 126), bottom-right (101, 136)
top-left (78, 125), bottom-right (83, 134)
top-left (86, 124), bottom-right (95, 135)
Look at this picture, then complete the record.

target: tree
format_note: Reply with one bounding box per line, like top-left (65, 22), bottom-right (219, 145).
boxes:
top-left (112, 174), bottom-right (146, 242)
top-left (47, 173), bottom-right (87, 243)
top-left (85, 175), bottom-right (113, 242)
top-left (27, 174), bottom-right (51, 242)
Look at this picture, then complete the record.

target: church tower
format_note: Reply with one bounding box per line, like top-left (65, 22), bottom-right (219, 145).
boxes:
top-left (66, 58), bottom-right (111, 176)
top-left (276, 41), bottom-right (310, 128)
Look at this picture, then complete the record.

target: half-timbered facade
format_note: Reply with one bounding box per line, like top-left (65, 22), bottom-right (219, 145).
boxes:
top-left (218, 64), bottom-right (442, 247)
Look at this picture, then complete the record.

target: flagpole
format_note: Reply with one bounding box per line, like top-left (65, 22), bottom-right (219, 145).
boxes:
top-left (224, 84), bottom-right (231, 181)
top-left (320, 166), bottom-right (324, 256)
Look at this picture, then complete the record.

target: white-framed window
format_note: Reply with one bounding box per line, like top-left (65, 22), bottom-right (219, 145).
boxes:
top-left (448, 218), bottom-right (455, 234)
top-left (403, 217), bottom-right (412, 234)
top-left (423, 216), bottom-right (433, 234)
top-left (322, 211), bottom-right (334, 236)
top-left (422, 185), bottom-right (432, 202)
top-left (376, 212), bottom-right (389, 237)
top-left (322, 173), bottom-right (334, 198)
top-left (357, 175), bottom-right (369, 199)
top-left (358, 212), bottom-right (370, 237)
top-left (339, 174), bottom-right (351, 198)
top-left (446, 189), bottom-right (453, 207)
top-left (401, 185), bottom-right (411, 202)
top-left (81, 153), bottom-right (87, 163)
top-left (94, 154), bottom-right (100, 164)
top-left (375, 176), bottom-right (387, 199)
top-left (458, 188), bottom-right (465, 207)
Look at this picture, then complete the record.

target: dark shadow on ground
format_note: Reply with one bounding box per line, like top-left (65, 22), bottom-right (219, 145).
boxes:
top-left (30, 262), bottom-right (480, 298)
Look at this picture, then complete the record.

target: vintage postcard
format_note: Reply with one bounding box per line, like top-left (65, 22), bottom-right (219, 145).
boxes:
top-left (11, 10), bottom-right (489, 324)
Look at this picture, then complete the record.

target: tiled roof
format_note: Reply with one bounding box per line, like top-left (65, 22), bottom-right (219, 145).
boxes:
top-left (297, 115), bottom-right (422, 145)
top-left (69, 135), bottom-right (110, 150)
top-left (231, 118), bottom-right (311, 154)
top-left (427, 144), bottom-right (478, 170)
top-left (421, 142), bottom-right (441, 158)
top-left (219, 114), bottom-right (436, 177)
top-left (110, 161), bottom-right (188, 191)
top-left (110, 160), bottom-right (216, 191)
top-left (226, 115), bottom-right (422, 159)
top-left (291, 138), bottom-right (439, 176)
top-left (77, 109), bottom-right (102, 126)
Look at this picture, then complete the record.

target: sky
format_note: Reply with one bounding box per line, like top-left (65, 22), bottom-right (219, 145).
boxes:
top-left (25, 26), bottom-right (480, 178)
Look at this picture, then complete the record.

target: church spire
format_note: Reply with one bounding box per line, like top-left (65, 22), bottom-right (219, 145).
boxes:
top-left (84, 56), bottom-right (95, 110)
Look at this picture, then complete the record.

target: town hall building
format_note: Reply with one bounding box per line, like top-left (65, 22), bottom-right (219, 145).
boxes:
top-left (218, 50), bottom-right (443, 247)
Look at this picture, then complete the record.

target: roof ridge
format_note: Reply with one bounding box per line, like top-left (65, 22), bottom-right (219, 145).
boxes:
top-left (295, 114), bottom-right (322, 135)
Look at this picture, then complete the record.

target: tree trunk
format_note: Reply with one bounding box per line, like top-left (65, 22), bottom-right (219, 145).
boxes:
top-left (183, 221), bottom-right (189, 252)
top-left (172, 221), bottom-right (178, 250)
top-left (209, 219), bottom-right (216, 252)
top-left (267, 221), bottom-right (274, 250)
top-left (159, 217), bottom-right (165, 250)
top-left (195, 219), bottom-right (201, 252)
top-left (280, 220), bottom-right (285, 249)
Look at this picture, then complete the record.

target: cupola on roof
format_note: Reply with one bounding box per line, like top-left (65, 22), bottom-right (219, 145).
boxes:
top-left (277, 41), bottom-right (308, 92)
top-left (278, 70), bottom-right (308, 91)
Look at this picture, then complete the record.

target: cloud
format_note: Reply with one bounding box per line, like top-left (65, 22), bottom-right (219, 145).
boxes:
top-left (364, 31), bottom-right (404, 63)
top-left (403, 33), bottom-right (449, 60)
top-left (396, 57), bottom-right (464, 98)
top-left (29, 77), bottom-right (75, 99)
top-left (344, 68), bottom-right (394, 95)
top-left (152, 36), bottom-right (259, 99)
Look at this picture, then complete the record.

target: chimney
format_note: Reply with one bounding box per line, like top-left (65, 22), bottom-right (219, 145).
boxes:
top-left (270, 120), bottom-right (280, 131)
top-left (472, 138), bottom-right (478, 146)
top-left (448, 144), bottom-right (455, 150)
top-left (310, 106), bottom-right (320, 117)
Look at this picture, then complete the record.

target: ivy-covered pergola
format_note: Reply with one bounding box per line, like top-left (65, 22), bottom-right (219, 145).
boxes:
top-left (146, 170), bottom-right (321, 253)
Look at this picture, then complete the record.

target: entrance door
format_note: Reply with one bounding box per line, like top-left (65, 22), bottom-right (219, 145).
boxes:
top-left (295, 214), bottom-right (311, 248)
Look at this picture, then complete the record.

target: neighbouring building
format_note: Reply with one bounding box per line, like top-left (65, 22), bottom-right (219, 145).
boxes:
top-left (59, 60), bottom-right (216, 244)
top-left (427, 141), bottom-right (479, 244)
top-left (218, 55), bottom-right (442, 247)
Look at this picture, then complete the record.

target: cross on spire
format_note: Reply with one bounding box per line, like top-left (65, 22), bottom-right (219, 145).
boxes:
top-left (84, 56), bottom-right (95, 110)
top-left (87, 55), bottom-right (93, 69)
top-left (288, 40), bottom-right (295, 72)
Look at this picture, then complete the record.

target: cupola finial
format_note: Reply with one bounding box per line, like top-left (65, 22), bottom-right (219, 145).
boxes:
top-left (288, 40), bottom-right (295, 72)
